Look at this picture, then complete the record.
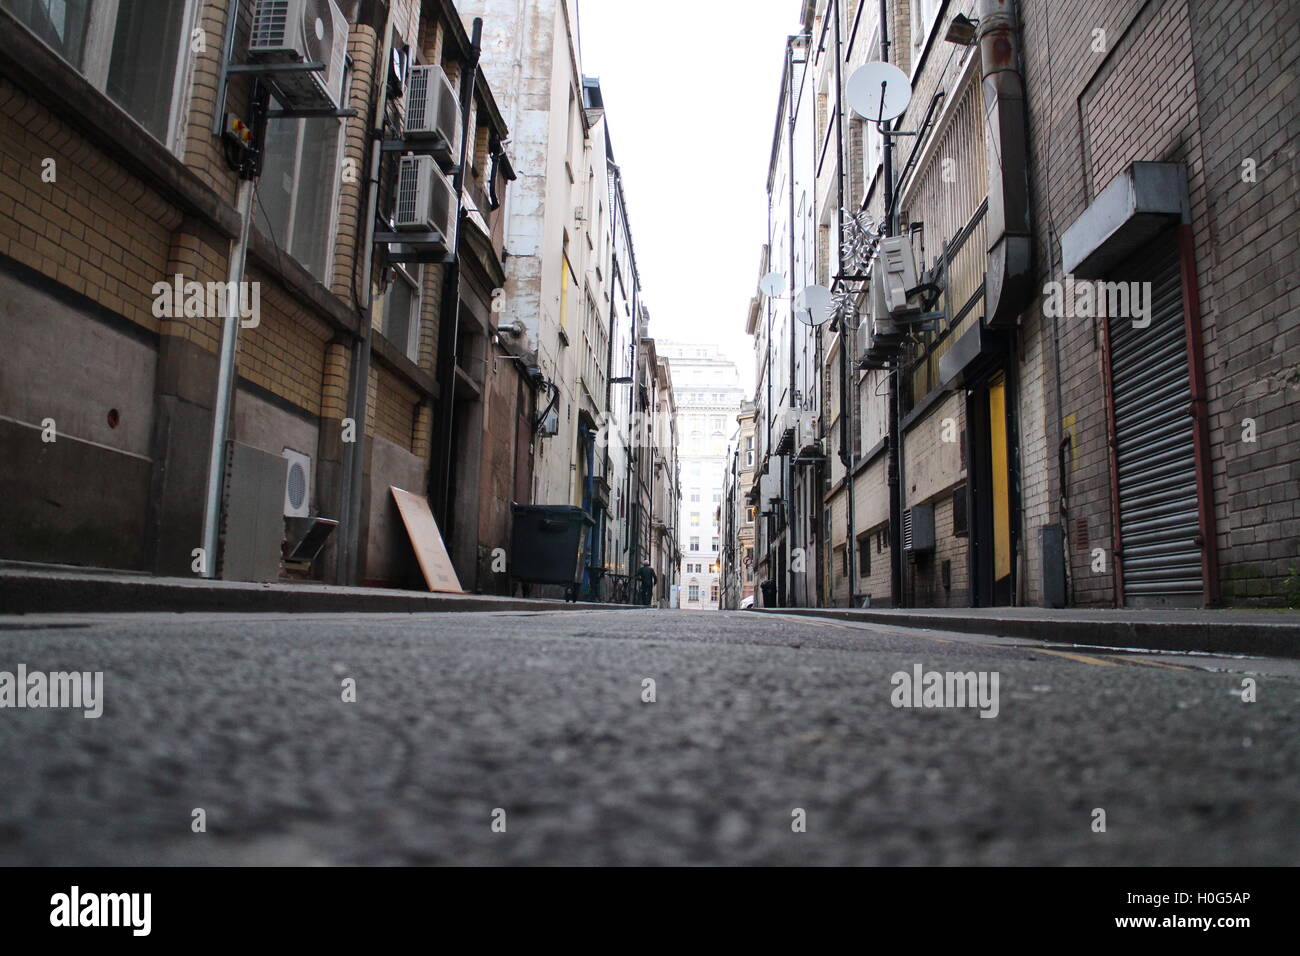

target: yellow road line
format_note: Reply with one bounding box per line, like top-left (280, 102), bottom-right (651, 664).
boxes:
top-left (1033, 648), bottom-right (1119, 667)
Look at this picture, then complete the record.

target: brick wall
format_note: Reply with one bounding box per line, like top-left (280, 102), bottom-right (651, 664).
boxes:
top-left (1020, 0), bottom-right (1299, 606)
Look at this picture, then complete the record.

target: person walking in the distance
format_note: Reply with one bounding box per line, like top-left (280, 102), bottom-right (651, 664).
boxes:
top-left (636, 562), bottom-right (657, 607)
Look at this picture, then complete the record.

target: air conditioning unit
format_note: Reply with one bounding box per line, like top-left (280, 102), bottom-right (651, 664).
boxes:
top-left (395, 155), bottom-right (457, 239)
top-left (796, 412), bottom-right (820, 454)
top-left (902, 504), bottom-right (935, 554)
top-left (405, 63), bottom-right (461, 155)
top-left (759, 471), bottom-right (781, 510)
top-left (249, 0), bottom-right (349, 111)
top-left (282, 448), bottom-right (311, 517)
top-left (876, 235), bottom-right (921, 316)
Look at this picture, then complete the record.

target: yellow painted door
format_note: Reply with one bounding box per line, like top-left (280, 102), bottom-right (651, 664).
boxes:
top-left (989, 372), bottom-right (1011, 583)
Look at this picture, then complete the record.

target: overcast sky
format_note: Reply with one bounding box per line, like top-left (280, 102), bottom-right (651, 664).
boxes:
top-left (576, 0), bottom-right (800, 394)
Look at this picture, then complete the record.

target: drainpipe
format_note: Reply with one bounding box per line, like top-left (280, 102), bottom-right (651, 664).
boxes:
top-left (783, 33), bottom-right (798, 609)
top-left (880, 0), bottom-right (903, 608)
top-left (833, 0), bottom-right (856, 609)
top-left (978, 0), bottom-right (1033, 327)
top-left (199, 177), bottom-right (256, 578)
top-left (337, 7), bottom-right (395, 585)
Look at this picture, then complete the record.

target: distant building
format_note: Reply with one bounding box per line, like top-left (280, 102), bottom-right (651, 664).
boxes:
top-left (659, 342), bottom-right (745, 610)
top-left (721, 401), bottom-right (757, 609)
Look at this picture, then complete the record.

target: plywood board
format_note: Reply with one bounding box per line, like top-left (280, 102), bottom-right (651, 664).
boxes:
top-left (391, 487), bottom-right (463, 593)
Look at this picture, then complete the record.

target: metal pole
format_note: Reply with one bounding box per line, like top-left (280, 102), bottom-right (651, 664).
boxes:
top-left (880, 0), bottom-right (903, 608)
top-left (337, 6), bottom-right (396, 585)
top-left (199, 177), bottom-right (256, 577)
top-left (834, 0), bottom-right (856, 607)
top-left (784, 34), bottom-right (799, 608)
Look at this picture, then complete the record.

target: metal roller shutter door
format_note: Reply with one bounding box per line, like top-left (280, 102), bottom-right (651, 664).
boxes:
top-left (1108, 238), bottom-right (1202, 602)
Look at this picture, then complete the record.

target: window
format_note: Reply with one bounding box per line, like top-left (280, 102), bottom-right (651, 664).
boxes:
top-left (690, 489), bottom-right (701, 503)
top-left (4, 0), bottom-right (199, 148)
top-left (710, 584), bottom-right (719, 602)
top-left (911, 0), bottom-right (942, 54)
top-left (858, 535), bottom-right (871, 579)
top-left (558, 247), bottom-right (576, 333)
top-left (375, 265), bottom-right (421, 361)
top-left (690, 537), bottom-right (700, 551)
top-left (711, 537), bottom-right (719, 552)
top-left (688, 584), bottom-right (699, 602)
top-left (690, 512), bottom-right (700, 527)
top-left (746, 506), bottom-right (755, 524)
top-left (581, 289), bottom-right (606, 399)
top-left (260, 114), bottom-right (346, 282)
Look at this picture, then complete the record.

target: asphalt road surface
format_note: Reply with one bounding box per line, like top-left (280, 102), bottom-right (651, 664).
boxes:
top-left (0, 609), bottom-right (1296, 865)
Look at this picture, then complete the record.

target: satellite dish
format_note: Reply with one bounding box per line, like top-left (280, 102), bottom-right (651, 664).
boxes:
top-left (845, 61), bottom-right (911, 123)
top-left (758, 272), bottom-right (785, 297)
top-left (794, 285), bottom-right (834, 326)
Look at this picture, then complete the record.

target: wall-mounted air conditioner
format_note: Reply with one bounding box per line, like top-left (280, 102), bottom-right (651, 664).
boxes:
top-left (394, 155), bottom-right (457, 239)
top-left (876, 235), bottom-right (921, 317)
top-left (282, 448), bottom-right (311, 517)
top-left (405, 63), bottom-right (461, 155)
top-left (902, 504), bottom-right (935, 554)
top-left (796, 412), bottom-right (820, 454)
top-left (248, 0), bottom-right (349, 111)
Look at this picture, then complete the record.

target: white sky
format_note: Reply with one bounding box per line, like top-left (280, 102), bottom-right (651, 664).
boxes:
top-left (576, 0), bottom-right (801, 395)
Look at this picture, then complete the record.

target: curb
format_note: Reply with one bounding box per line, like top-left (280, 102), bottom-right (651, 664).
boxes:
top-left (749, 607), bottom-right (1300, 659)
top-left (0, 572), bottom-right (637, 616)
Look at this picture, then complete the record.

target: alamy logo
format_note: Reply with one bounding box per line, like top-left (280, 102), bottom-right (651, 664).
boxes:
top-left (1042, 276), bottom-right (1152, 328)
top-left (890, 664), bottom-right (1000, 718)
top-left (0, 665), bottom-right (103, 718)
top-left (50, 886), bottom-right (151, 936)
top-left (151, 274), bottom-right (260, 328)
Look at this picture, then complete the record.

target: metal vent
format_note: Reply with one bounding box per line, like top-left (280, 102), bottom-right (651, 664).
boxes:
top-left (396, 156), bottom-right (421, 224)
top-left (406, 66), bottom-right (431, 132)
top-left (287, 463), bottom-right (307, 510)
top-left (250, 0), bottom-right (291, 48)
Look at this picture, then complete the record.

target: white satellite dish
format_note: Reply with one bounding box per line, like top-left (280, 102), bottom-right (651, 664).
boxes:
top-left (758, 272), bottom-right (786, 297)
top-left (794, 284), bottom-right (834, 326)
top-left (845, 61), bottom-right (911, 123)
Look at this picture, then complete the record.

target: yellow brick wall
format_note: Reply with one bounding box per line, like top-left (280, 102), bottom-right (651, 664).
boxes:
top-left (0, 77), bottom-right (185, 336)
top-left (181, 0), bottom-right (242, 204)
top-left (236, 266), bottom-right (332, 415)
top-left (372, 366), bottom-right (420, 452)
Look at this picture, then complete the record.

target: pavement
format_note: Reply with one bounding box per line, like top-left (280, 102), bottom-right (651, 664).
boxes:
top-left (0, 608), bottom-right (1295, 865)
top-left (4, 562), bottom-right (1297, 660)
top-left (0, 563), bottom-right (629, 615)
top-left (754, 605), bottom-right (1300, 659)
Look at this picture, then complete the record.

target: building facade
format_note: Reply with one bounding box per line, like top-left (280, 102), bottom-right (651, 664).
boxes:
top-left (737, 0), bottom-right (1298, 611)
top-left (660, 342), bottom-right (745, 610)
top-left (459, 0), bottom-right (672, 602)
top-left (721, 400), bottom-right (757, 609)
top-left (0, 0), bottom-right (529, 593)
top-left (0, 0), bottom-right (676, 605)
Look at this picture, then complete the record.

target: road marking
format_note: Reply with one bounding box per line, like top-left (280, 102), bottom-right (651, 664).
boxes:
top-left (1032, 648), bottom-right (1119, 667)
top-left (1114, 656), bottom-right (1193, 672)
